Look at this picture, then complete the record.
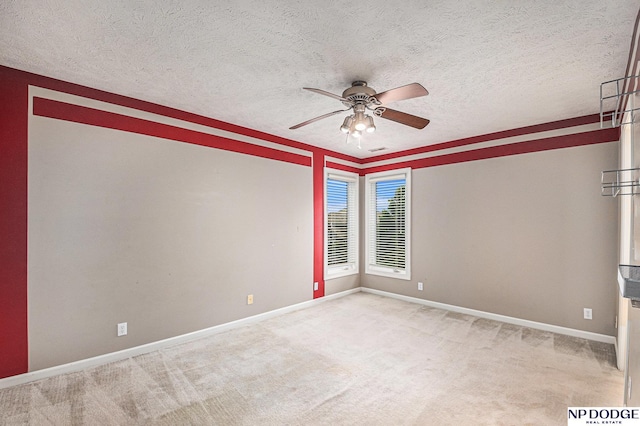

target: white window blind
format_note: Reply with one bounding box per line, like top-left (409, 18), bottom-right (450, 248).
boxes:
top-left (325, 170), bottom-right (358, 279)
top-left (365, 169), bottom-right (411, 280)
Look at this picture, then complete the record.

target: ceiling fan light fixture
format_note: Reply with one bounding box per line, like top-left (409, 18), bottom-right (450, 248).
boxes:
top-left (351, 129), bottom-right (362, 138)
top-left (365, 115), bottom-right (376, 133)
top-left (354, 111), bottom-right (367, 131)
top-left (340, 116), bottom-right (354, 133)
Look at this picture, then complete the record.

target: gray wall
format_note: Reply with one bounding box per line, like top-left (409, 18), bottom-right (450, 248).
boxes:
top-left (25, 90), bottom-right (618, 374)
top-left (362, 142), bottom-right (619, 336)
top-left (28, 113), bottom-right (314, 370)
top-left (325, 274), bottom-right (359, 295)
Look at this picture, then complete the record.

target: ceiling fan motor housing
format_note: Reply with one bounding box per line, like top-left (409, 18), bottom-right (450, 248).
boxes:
top-left (341, 82), bottom-right (377, 136)
top-left (341, 81), bottom-right (378, 108)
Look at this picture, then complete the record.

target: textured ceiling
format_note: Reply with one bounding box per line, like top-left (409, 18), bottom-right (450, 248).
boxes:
top-left (1, 1), bottom-right (638, 158)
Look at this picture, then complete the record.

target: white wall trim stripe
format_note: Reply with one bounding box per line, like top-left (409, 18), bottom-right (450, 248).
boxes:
top-left (363, 123), bottom-right (604, 169)
top-left (29, 86), bottom-right (314, 159)
top-left (324, 155), bottom-right (364, 169)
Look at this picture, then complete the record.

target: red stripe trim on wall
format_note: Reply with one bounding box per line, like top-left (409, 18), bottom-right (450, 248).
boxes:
top-left (325, 161), bottom-right (361, 175)
top-left (361, 113), bottom-right (602, 164)
top-left (313, 152), bottom-right (324, 298)
top-left (2, 65), bottom-right (361, 165)
top-left (0, 74), bottom-right (29, 378)
top-left (33, 97), bottom-right (312, 167)
top-left (363, 128), bottom-right (620, 174)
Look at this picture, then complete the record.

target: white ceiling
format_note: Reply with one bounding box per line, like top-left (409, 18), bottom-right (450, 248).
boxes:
top-left (1, 1), bottom-right (638, 158)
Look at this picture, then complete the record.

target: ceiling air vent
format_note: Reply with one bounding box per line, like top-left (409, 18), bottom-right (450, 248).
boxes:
top-left (368, 147), bottom-right (387, 153)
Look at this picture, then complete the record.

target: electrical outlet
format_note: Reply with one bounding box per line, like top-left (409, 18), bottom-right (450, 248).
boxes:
top-left (314, 282), bottom-right (318, 291)
top-left (584, 308), bottom-right (592, 320)
top-left (247, 294), bottom-right (253, 305)
top-left (117, 322), bottom-right (127, 336)
top-left (418, 282), bottom-right (424, 291)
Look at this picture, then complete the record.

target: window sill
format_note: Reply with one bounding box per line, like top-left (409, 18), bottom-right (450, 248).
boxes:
top-left (325, 266), bottom-right (359, 280)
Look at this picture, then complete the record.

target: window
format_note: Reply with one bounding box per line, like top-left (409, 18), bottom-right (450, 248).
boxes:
top-left (365, 168), bottom-right (411, 280)
top-left (325, 169), bottom-right (359, 279)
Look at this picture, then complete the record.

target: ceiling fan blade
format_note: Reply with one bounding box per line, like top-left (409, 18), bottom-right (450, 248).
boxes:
top-left (303, 87), bottom-right (351, 103)
top-left (289, 109), bottom-right (349, 130)
top-left (373, 83), bottom-right (429, 105)
top-left (374, 107), bottom-right (430, 129)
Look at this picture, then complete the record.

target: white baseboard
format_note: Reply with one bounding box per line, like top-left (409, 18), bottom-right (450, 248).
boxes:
top-left (0, 288), bottom-right (360, 390)
top-left (361, 287), bottom-right (616, 345)
top-left (0, 286), bottom-right (614, 390)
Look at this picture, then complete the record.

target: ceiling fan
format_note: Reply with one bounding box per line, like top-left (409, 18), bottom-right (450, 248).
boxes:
top-left (289, 81), bottom-right (430, 138)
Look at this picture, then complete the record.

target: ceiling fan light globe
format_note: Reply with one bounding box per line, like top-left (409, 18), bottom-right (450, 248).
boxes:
top-left (351, 129), bottom-right (362, 138)
top-left (365, 115), bottom-right (376, 132)
top-left (340, 116), bottom-right (354, 134)
top-left (354, 109), bottom-right (367, 131)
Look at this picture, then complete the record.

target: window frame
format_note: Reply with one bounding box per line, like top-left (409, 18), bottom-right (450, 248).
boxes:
top-left (364, 168), bottom-right (411, 280)
top-left (324, 168), bottom-right (359, 280)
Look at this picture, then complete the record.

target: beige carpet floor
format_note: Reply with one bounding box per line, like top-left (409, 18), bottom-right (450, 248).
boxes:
top-left (0, 292), bottom-right (624, 425)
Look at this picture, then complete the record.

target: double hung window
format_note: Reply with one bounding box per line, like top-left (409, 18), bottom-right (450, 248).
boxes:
top-left (324, 169), bottom-right (359, 279)
top-left (365, 168), bottom-right (411, 280)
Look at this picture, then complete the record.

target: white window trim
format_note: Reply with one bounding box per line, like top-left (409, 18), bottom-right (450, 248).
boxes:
top-left (364, 168), bottom-right (411, 280)
top-left (324, 168), bottom-right (359, 280)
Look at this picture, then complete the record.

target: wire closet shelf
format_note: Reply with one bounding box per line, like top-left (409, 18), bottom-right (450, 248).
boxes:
top-left (600, 74), bottom-right (640, 197)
